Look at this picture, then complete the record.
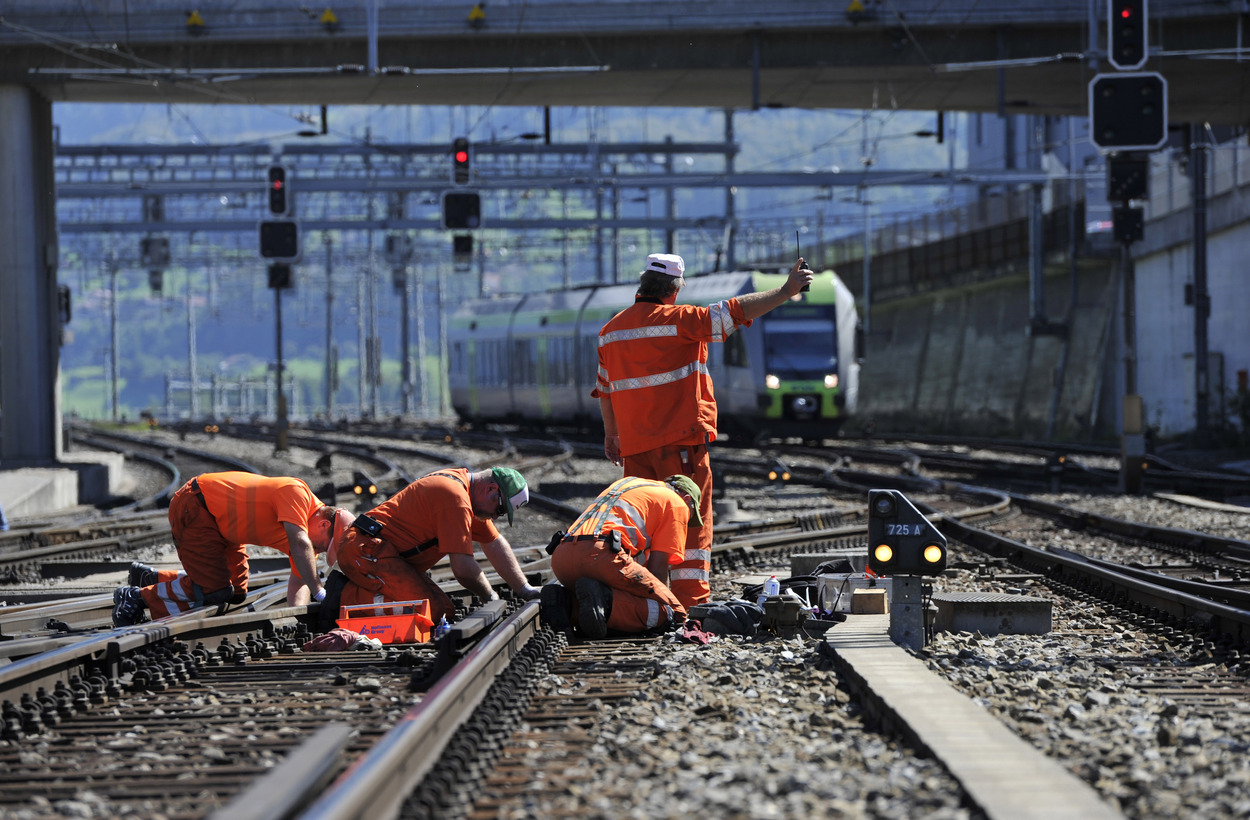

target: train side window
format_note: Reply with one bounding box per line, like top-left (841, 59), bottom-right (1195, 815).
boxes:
top-left (513, 338), bottom-right (536, 387)
top-left (490, 340), bottom-right (502, 386)
top-left (724, 331), bottom-right (748, 368)
top-left (450, 342), bottom-right (463, 379)
top-left (582, 338), bottom-right (598, 384)
top-left (548, 338), bottom-right (562, 384)
top-left (554, 337), bottom-right (570, 384)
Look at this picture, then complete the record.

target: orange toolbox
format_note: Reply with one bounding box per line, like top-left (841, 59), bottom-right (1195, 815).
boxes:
top-left (336, 599), bottom-right (433, 644)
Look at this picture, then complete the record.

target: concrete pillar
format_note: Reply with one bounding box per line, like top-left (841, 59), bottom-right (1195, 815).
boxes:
top-left (0, 86), bottom-right (60, 466)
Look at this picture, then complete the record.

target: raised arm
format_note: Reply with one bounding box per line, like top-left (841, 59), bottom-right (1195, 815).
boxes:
top-left (735, 258), bottom-right (814, 321)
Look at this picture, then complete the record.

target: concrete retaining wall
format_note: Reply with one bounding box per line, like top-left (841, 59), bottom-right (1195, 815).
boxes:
top-left (858, 259), bottom-right (1118, 441)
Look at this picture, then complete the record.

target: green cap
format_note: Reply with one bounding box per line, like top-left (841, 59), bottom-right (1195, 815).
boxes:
top-left (664, 475), bottom-right (703, 526)
top-left (491, 467), bottom-right (529, 526)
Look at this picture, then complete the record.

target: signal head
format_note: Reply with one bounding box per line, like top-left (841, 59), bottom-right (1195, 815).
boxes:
top-left (267, 165), bottom-right (290, 216)
top-left (452, 137), bottom-right (471, 184)
top-left (866, 489), bottom-right (948, 576)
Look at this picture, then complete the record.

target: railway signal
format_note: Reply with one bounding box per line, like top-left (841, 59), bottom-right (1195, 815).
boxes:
top-left (267, 165), bottom-right (291, 216)
top-left (259, 220), bottom-right (301, 261)
top-left (1108, 0), bottom-right (1148, 70)
top-left (1107, 156), bottom-right (1149, 201)
top-left (267, 262), bottom-right (293, 290)
top-left (1089, 72), bottom-right (1167, 152)
top-left (1113, 206), bottom-right (1144, 244)
top-left (442, 191), bottom-right (482, 230)
top-left (453, 234), bottom-right (473, 270)
top-left (352, 470), bottom-right (379, 502)
top-left (452, 137), bottom-right (471, 184)
top-left (866, 489), bottom-right (947, 576)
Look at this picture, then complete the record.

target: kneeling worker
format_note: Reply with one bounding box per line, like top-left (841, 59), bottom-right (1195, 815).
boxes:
top-left (544, 475), bottom-right (701, 639)
top-left (323, 467), bottom-right (539, 629)
top-left (113, 472), bottom-right (352, 627)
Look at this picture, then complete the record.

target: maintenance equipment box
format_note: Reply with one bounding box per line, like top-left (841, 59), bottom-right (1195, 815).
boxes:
top-left (337, 599), bottom-right (433, 644)
top-left (816, 573), bottom-right (892, 614)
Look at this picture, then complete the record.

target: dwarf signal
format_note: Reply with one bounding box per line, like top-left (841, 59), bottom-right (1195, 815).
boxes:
top-left (866, 489), bottom-right (947, 576)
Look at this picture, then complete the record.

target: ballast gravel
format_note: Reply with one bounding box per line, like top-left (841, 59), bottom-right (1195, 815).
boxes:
top-left (93, 429), bottom-right (1250, 819)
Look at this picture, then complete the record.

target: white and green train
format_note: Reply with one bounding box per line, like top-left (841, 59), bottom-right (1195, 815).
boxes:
top-left (447, 269), bottom-right (860, 439)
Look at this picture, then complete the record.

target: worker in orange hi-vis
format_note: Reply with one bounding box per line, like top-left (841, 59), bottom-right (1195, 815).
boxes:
top-left (320, 467), bottom-right (539, 628)
top-left (112, 472), bottom-right (353, 627)
top-left (541, 475), bottom-right (701, 640)
top-left (593, 252), bottom-right (814, 607)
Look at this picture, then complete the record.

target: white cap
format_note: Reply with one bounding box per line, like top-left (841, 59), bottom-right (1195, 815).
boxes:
top-left (644, 253), bottom-right (685, 278)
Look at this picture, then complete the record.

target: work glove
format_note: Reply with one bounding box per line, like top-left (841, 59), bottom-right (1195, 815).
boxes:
top-left (517, 583), bottom-right (542, 601)
top-left (301, 627), bottom-right (359, 652)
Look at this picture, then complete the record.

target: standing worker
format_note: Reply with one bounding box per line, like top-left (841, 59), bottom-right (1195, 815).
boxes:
top-left (594, 252), bottom-right (814, 607)
top-left (321, 467), bottom-right (539, 629)
top-left (112, 472), bottom-right (352, 626)
top-left (542, 475), bottom-right (701, 639)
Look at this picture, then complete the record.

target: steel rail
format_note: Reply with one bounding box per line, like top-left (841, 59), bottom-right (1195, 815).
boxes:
top-left (301, 601), bottom-right (541, 820)
top-left (74, 425), bottom-right (260, 476)
top-left (0, 597), bottom-right (313, 701)
top-left (938, 515), bottom-right (1250, 644)
top-left (1051, 547), bottom-right (1250, 610)
top-left (206, 723), bottom-right (356, 820)
top-left (1009, 492), bottom-right (1250, 564)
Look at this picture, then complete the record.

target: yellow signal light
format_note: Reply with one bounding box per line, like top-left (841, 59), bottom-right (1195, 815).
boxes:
top-left (923, 544), bottom-right (944, 564)
top-left (768, 469), bottom-right (779, 480)
top-left (353, 485), bottom-right (363, 495)
top-left (873, 544), bottom-right (894, 564)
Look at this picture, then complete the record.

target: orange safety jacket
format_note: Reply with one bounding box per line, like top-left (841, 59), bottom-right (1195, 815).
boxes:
top-left (195, 472), bottom-right (323, 560)
top-left (365, 469), bottom-right (499, 573)
top-left (594, 296), bottom-right (752, 457)
top-left (564, 477), bottom-right (690, 567)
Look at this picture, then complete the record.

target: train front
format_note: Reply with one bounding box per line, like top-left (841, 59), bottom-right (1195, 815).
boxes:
top-left (754, 269), bottom-right (858, 433)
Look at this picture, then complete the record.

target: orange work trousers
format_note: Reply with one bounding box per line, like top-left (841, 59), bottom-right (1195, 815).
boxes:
top-left (551, 537), bottom-right (686, 633)
top-left (623, 442), bottom-right (712, 607)
top-left (333, 527), bottom-right (455, 621)
top-left (140, 480), bottom-right (246, 618)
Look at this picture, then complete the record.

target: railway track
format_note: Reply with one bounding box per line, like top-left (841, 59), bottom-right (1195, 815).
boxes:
top-left (4, 423), bottom-right (1250, 817)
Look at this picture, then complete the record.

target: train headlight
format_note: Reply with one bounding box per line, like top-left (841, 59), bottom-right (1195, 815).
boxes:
top-left (765, 374), bottom-right (780, 390)
top-left (824, 374), bottom-right (839, 389)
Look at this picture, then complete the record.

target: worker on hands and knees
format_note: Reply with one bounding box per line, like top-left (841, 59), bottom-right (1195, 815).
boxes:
top-left (593, 252), bottom-right (814, 608)
top-left (542, 475), bottom-right (701, 640)
top-left (318, 467), bottom-right (539, 631)
top-left (113, 472), bottom-right (353, 627)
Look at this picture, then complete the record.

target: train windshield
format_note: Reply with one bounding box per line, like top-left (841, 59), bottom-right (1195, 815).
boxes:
top-left (762, 319), bottom-right (837, 379)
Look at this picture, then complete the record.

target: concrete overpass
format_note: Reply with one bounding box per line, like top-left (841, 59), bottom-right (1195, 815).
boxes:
top-left (1, 0), bottom-right (1249, 124)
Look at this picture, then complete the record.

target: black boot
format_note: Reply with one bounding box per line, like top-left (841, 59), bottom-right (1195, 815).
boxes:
top-left (574, 578), bottom-right (612, 640)
top-left (540, 583), bottom-right (573, 634)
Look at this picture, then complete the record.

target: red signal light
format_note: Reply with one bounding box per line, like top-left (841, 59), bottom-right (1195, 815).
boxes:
top-left (271, 179), bottom-right (284, 190)
top-left (454, 150), bottom-right (469, 163)
top-left (1120, 7), bottom-right (1131, 17)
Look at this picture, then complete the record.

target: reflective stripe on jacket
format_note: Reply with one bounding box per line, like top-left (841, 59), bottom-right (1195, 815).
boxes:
top-left (564, 477), bottom-right (690, 567)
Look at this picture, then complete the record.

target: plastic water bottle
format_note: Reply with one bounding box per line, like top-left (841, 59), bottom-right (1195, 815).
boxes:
top-left (758, 575), bottom-right (781, 607)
